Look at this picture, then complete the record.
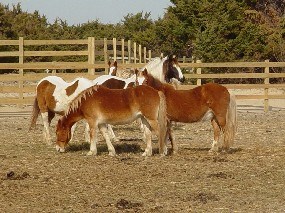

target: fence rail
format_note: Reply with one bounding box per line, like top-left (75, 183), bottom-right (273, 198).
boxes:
top-left (1, 38), bottom-right (285, 112)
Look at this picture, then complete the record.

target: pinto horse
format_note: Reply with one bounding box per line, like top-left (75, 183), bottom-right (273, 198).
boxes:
top-left (142, 55), bottom-right (185, 83)
top-left (30, 76), bottom-right (94, 144)
top-left (108, 61), bottom-right (134, 79)
top-left (56, 85), bottom-right (168, 156)
top-left (138, 69), bottom-right (237, 153)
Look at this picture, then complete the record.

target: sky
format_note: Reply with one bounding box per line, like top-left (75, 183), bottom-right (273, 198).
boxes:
top-left (0, 0), bottom-right (172, 25)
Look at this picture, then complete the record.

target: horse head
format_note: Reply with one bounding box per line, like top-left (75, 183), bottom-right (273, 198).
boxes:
top-left (137, 68), bottom-right (156, 87)
top-left (164, 55), bottom-right (185, 83)
top-left (55, 117), bottom-right (72, 152)
top-left (108, 61), bottom-right (117, 76)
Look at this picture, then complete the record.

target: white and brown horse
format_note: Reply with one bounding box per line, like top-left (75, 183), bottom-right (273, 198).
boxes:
top-left (56, 85), bottom-right (168, 156)
top-left (108, 61), bottom-right (135, 79)
top-left (30, 76), bottom-right (94, 144)
top-left (142, 55), bottom-right (185, 83)
top-left (138, 69), bottom-right (237, 153)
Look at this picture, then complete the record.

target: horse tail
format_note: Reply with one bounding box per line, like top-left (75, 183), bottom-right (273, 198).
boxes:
top-left (29, 97), bottom-right (40, 130)
top-left (223, 93), bottom-right (237, 149)
top-left (157, 91), bottom-right (168, 155)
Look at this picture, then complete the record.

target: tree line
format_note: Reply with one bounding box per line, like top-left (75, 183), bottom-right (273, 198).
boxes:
top-left (0, 1), bottom-right (284, 68)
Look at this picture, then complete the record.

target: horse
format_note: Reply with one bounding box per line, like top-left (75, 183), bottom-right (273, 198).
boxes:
top-left (142, 55), bottom-right (185, 83)
top-left (29, 76), bottom-right (94, 144)
top-left (108, 61), bottom-right (135, 79)
top-left (138, 69), bottom-right (237, 153)
top-left (55, 85), bottom-right (168, 156)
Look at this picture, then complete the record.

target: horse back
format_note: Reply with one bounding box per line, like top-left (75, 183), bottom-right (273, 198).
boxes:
top-left (36, 80), bottom-right (57, 113)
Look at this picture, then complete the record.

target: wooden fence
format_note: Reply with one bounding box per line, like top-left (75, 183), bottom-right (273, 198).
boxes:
top-left (1, 38), bottom-right (285, 112)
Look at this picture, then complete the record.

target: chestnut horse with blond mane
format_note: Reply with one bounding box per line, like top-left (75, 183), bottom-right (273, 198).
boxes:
top-left (138, 69), bottom-right (237, 153)
top-left (56, 85), bottom-right (168, 156)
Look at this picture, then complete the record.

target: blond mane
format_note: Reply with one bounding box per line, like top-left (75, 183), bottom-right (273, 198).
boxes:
top-left (65, 85), bottom-right (99, 116)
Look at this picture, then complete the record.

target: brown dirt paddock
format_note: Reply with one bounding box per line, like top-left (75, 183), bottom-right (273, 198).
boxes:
top-left (1, 110), bottom-right (285, 212)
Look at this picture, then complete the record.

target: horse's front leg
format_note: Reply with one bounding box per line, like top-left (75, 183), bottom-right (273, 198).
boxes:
top-left (99, 124), bottom-right (116, 156)
top-left (87, 123), bottom-right (98, 156)
top-left (41, 112), bottom-right (52, 145)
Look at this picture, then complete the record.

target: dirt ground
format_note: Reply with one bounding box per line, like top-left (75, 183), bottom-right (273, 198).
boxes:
top-left (0, 108), bottom-right (285, 212)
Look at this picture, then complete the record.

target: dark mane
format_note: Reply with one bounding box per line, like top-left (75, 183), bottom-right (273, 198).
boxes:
top-left (65, 85), bottom-right (99, 115)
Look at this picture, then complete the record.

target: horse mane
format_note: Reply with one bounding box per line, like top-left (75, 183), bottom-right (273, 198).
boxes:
top-left (65, 85), bottom-right (99, 116)
top-left (147, 73), bottom-right (174, 91)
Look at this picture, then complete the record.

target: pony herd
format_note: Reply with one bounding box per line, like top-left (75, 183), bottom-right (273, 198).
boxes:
top-left (29, 55), bottom-right (237, 156)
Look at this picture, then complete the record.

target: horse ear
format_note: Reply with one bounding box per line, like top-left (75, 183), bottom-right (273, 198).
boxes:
top-left (143, 68), bottom-right (148, 75)
top-left (114, 61), bottom-right (117, 67)
top-left (108, 61), bottom-right (111, 66)
top-left (134, 69), bottom-right (139, 75)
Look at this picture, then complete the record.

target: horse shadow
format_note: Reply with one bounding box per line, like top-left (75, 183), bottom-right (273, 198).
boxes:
top-left (66, 140), bottom-right (147, 155)
top-left (183, 147), bottom-right (243, 154)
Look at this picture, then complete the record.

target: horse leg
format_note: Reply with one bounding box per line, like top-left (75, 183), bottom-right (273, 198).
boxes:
top-left (107, 124), bottom-right (119, 142)
top-left (41, 112), bottom-right (52, 145)
top-left (70, 122), bottom-right (77, 143)
top-left (99, 124), bottom-right (116, 156)
top-left (140, 118), bottom-right (153, 156)
top-left (168, 121), bottom-right (178, 154)
top-left (87, 123), bottom-right (98, 156)
top-left (144, 118), bottom-right (168, 156)
top-left (84, 122), bottom-right (90, 143)
top-left (209, 119), bottom-right (221, 153)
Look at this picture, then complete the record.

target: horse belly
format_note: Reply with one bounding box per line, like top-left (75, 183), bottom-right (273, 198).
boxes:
top-left (98, 111), bottom-right (140, 125)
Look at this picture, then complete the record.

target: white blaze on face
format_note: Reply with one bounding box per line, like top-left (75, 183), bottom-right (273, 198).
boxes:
top-left (173, 64), bottom-right (184, 79)
top-left (109, 66), bottom-right (116, 75)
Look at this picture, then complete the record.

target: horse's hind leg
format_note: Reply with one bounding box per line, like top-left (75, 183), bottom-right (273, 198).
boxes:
top-left (167, 121), bottom-right (178, 154)
top-left (140, 118), bottom-right (153, 156)
top-left (209, 119), bottom-right (221, 152)
top-left (107, 125), bottom-right (119, 142)
top-left (99, 124), bottom-right (116, 156)
top-left (87, 123), bottom-right (98, 156)
top-left (70, 122), bottom-right (78, 143)
top-left (41, 112), bottom-right (52, 145)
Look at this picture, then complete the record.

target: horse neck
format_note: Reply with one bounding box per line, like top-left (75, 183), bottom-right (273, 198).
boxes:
top-left (150, 77), bottom-right (173, 93)
top-left (63, 110), bottom-right (83, 128)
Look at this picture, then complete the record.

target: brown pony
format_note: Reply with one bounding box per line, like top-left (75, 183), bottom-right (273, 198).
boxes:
top-left (138, 69), bottom-right (237, 153)
top-left (56, 85), bottom-right (168, 156)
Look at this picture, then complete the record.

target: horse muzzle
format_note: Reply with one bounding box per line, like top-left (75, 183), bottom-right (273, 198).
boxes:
top-left (55, 144), bottom-right (65, 153)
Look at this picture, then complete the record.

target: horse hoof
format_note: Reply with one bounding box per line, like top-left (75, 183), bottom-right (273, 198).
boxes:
top-left (112, 138), bottom-right (120, 143)
top-left (108, 152), bottom-right (116, 157)
top-left (55, 145), bottom-right (65, 153)
top-left (142, 151), bottom-right (152, 157)
top-left (86, 151), bottom-right (96, 156)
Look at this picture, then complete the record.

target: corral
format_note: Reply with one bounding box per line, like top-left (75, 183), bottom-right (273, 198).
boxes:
top-left (0, 105), bottom-right (285, 212)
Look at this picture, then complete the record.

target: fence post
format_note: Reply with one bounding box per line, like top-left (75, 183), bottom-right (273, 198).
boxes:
top-left (121, 39), bottom-right (125, 64)
top-left (143, 47), bottom-right (147, 63)
top-left (113, 38), bottom-right (117, 62)
top-left (128, 40), bottom-right (131, 63)
top-left (133, 42), bottom-right (137, 64)
top-left (88, 37), bottom-right (95, 75)
top-left (139, 44), bottom-right (142, 63)
top-left (18, 37), bottom-right (24, 108)
top-left (182, 56), bottom-right (186, 63)
top-left (196, 59), bottom-right (202, 86)
top-left (264, 59), bottom-right (270, 112)
top-left (148, 50), bottom-right (151, 62)
top-left (104, 38), bottom-right (108, 74)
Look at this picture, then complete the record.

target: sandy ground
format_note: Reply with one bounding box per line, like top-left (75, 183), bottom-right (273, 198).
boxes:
top-left (0, 88), bottom-right (285, 212)
top-left (0, 108), bottom-right (285, 212)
